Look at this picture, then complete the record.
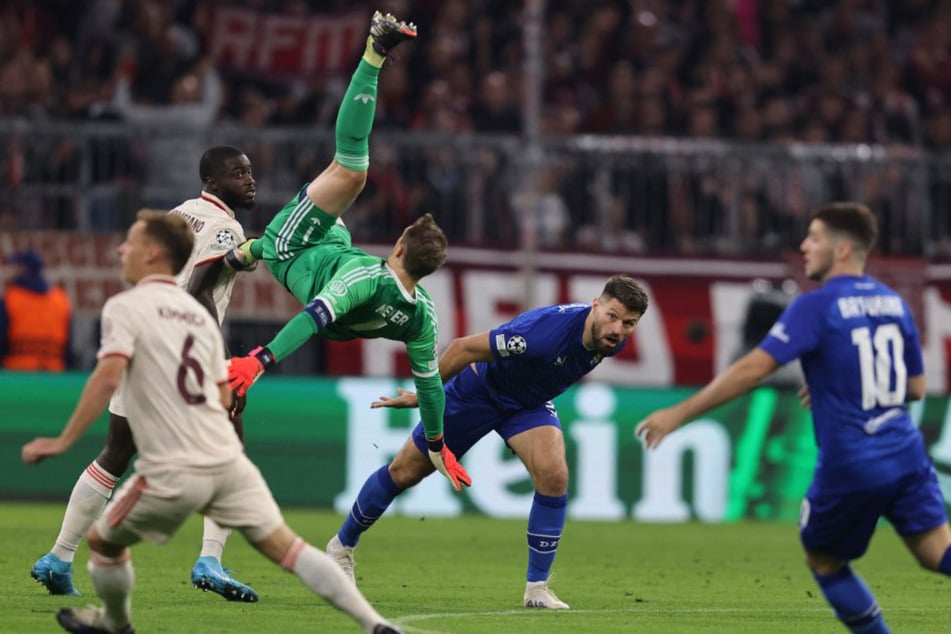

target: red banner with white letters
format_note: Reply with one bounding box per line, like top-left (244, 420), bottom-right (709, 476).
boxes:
top-left (204, 7), bottom-right (365, 79)
top-left (3, 233), bottom-right (949, 391)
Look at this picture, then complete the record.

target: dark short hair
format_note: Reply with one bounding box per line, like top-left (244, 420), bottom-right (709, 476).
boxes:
top-left (811, 202), bottom-right (878, 254)
top-left (199, 146), bottom-right (246, 182)
top-left (601, 275), bottom-right (649, 314)
top-left (401, 213), bottom-right (448, 280)
top-left (137, 209), bottom-right (193, 275)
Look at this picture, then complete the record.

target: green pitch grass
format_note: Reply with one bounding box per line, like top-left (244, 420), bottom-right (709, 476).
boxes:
top-left (2, 503), bottom-right (949, 633)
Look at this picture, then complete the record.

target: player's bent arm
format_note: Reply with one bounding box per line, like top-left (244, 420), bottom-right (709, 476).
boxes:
top-left (413, 373), bottom-right (446, 440)
top-left (186, 260), bottom-right (224, 323)
top-left (229, 269), bottom-right (375, 396)
top-left (439, 331), bottom-right (493, 381)
top-left (23, 356), bottom-right (127, 462)
top-left (412, 373), bottom-right (472, 491)
top-left (907, 374), bottom-right (926, 402)
top-left (219, 382), bottom-right (232, 411)
top-left (227, 306), bottom-right (328, 396)
top-left (186, 261), bottom-right (243, 362)
top-left (370, 331), bottom-right (494, 409)
top-left (58, 356), bottom-right (126, 445)
top-left (262, 275), bottom-right (371, 363)
top-left (638, 348), bottom-right (779, 449)
top-left (672, 348), bottom-right (779, 423)
top-left (264, 311), bottom-right (319, 362)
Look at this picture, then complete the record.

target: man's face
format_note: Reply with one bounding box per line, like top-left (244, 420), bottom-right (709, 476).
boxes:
top-left (800, 219), bottom-right (835, 282)
top-left (210, 155), bottom-right (256, 210)
top-left (117, 220), bottom-right (151, 284)
top-left (589, 297), bottom-right (641, 355)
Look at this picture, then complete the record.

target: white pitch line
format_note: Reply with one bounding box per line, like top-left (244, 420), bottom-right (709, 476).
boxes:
top-left (395, 609), bottom-right (636, 634)
top-left (394, 605), bottom-right (951, 634)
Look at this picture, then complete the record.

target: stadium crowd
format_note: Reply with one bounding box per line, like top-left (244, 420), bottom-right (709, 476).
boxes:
top-left (3, 0), bottom-right (947, 143)
top-left (1, 0), bottom-right (950, 256)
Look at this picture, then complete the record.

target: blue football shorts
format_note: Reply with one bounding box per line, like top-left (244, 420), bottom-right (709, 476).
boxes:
top-left (411, 365), bottom-right (561, 457)
top-left (799, 464), bottom-right (948, 561)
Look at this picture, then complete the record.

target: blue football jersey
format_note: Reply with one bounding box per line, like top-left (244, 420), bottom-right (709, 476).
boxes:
top-left (473, 303), bottom-right (627, 411)
top-left (758, 275), bottom-right (927, 492)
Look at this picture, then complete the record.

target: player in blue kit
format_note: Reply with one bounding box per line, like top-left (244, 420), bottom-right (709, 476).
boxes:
top-left (326, 275), bottom-right (649, 609)
top-left (638, 202), bottom-right (951, 634)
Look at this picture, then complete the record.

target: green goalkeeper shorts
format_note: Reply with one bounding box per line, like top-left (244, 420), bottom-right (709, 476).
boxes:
top-left (259, 189), bottom-right (361, 304)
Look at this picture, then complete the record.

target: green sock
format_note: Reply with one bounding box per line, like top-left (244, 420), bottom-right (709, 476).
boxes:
top-left (247, 239), bottom-right (262, 259)
top-left (334, 58), bottom-right (381, 172)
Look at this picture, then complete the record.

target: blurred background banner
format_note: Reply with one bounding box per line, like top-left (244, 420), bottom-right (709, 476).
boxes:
top-left (205, 8), bottom-right (365, 79)
top-left (3, 373), bottom-right (951, 523)
top-left (2, 232), bottom-right (950, 391)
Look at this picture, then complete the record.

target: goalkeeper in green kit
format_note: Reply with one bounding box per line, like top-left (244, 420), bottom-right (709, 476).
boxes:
top-left (226, 11), bottom-right (471, 493)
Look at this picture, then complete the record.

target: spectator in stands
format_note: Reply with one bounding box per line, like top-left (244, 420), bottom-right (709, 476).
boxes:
top-left (576, 195), bottom-right (645, 254)
top-left (472, 71), bottom-right (522, 132)
top-left (925, 110), bottom-right (951, 149)
top-left (639, 92), bottom-right (671, 136)
top-left (122, 0), bottom-right (200, 106)
top-left (733, 102), bottom-right (764, 141)
top-left (110, 56), bottom-right (222, 127)
top-left (476, 148), bottom-right (520, 248)
top-left (110, 57), bottom-right (223, 209)
top-left (374, 62), bottom-right (414, 129)
top-left (0, 45), bottom-right (53, 120)
top-left (0, 249), bottom-right (72, 371)
top-left (410, 144), bottom-right (467, 242)
top-left (865, 62), bottom-right (921, 145)
top-left (582, 61), bottom-right (639, 134)
top-left (510, 166), bottom-right (571, 250)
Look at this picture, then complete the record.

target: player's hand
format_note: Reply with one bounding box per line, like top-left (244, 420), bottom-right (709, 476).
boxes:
top-left (22, 437), bottom-right (68, 464)
top-left (228, 356), bottom-right (264, 396)
top-left (223, 239), bottom-right (258, 272)
top-left (371, 387), bottom-right (419, 409)
top-left (426, 436), bottom-right (472, 492)
top-left (797, 384), bottom-right (811, 409)
top-left (229, 391), bottom-right (247, 420)
top-left (228, 346), bottom-right (275, 397)
top-left (635, 408), bottom-right (683, 450)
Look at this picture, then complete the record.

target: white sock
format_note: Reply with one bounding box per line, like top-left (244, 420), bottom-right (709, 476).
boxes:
top-left (52, 462), bottom-right (118, 562)
top-left (282, 538), bottom-right (386, 632)
top-left (199, 516), bottom-right (230, 560)
top-left (88, 551), bottom-right (134, 631)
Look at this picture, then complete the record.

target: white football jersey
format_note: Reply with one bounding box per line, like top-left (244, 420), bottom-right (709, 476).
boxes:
top-left (109, 193), bottom-right (246, 418)
top-left (170, 192), bottom-right (247, 324)
top-left (98, 275), bottom-right (243, 472)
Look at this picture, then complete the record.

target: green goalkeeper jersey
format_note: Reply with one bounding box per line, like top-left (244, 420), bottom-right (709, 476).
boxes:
top-left (284, 245), bottom-right (441, 374)
top-left (259, 187), bottom-right (444, 439)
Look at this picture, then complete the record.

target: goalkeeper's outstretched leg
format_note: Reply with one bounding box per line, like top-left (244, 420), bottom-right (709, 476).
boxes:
top-left (229, 11), bottom-right (417, 272)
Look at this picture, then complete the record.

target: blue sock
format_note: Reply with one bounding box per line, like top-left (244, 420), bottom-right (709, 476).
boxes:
top-left (938, 546), bottom-right (951, 576)
top-left (526, 492), bottom-right (567, 582)
top-left (338, 465), bottom-right (402, 547)
top-left (813, 567), bottom-right (889, 633)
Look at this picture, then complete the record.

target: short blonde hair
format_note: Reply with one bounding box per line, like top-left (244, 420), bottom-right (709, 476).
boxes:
top-left (137, 209), bottom-right (194, 275)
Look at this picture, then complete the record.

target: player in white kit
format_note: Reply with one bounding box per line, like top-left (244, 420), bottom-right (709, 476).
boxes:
top-left (30, 146), bottom-right (262, 601)
top-left (22, 210), bottom-right (402, 634)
